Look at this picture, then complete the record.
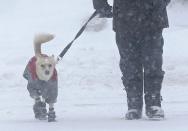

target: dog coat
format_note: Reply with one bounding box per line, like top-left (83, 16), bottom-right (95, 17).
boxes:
top-left (23, 56), bottom-right (58, 104)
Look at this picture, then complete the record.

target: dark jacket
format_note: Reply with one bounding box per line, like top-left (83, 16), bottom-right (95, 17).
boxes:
top-left (113, 0), bottom-right (170, 32)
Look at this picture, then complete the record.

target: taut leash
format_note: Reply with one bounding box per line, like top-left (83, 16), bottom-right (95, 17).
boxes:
top-left (57, 11), bottom-right (98, 63)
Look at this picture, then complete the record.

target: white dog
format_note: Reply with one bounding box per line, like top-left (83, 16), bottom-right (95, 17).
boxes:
top-left (23, 33), bottom-right (58, 122)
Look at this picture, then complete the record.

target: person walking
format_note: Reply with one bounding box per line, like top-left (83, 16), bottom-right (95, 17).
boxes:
top-left (93, 0), bottom-right (170, 120)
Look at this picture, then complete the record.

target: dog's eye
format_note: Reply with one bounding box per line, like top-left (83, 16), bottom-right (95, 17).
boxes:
top-left (40, 64), bottom-right (45, 68)
top-left (48, 64), bottom-right (52, 68)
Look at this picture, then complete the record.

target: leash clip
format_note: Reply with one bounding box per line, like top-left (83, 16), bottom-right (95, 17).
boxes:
top-left (56, 56), bottom-right (62, 64)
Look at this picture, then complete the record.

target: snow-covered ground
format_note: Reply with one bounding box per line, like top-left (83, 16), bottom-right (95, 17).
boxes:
top-left (0, 0), bottom-right (188, 131)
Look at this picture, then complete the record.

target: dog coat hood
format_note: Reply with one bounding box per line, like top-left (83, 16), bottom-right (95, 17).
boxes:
top-left (23, 56), bottom-right (57, 81)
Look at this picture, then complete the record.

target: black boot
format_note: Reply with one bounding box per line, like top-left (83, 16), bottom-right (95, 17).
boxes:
top-left (125, 95), bottom-right (143, 120)
top-left (145, 94), bottom-right (164, 119)
top-left (33, 101), bottom-right (47, 120)
top-left (48, 108), bottom-right (56, 122)
top-left (125, 109), bottom-right (142, 120)
top-left (146, 106), bottom-right (164, 119)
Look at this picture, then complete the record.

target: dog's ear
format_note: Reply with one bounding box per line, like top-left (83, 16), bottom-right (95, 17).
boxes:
top-left (35, 55), bottom-right (40, 60)
top-left (49, 55), bottom-right (56, 64)
top-left (49, 55), bottom-right (55, 60)
top-left (35, 53), bottom-right (42, 58)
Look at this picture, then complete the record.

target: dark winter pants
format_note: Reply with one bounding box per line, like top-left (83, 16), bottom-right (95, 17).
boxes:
top-left (27, 80), bottom-right (58, 104)
top-left (116, 29), bottom-right (164, 110)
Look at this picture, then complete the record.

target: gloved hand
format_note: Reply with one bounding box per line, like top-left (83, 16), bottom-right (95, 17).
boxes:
top-left (96, 4), bottom-right (113, 18)
top-left (152, 0), bottom-right (167, 9)
top-left (164, 0), bottom-right (171, 6)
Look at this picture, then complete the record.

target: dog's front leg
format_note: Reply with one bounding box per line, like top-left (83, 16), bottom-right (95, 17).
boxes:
top-left (48, 103), bottom-right (56, 122)
top-left (33, 96), bottom-right (47, 120)
top-left (49, 103), bottom-right (54, 109)
top-left (33, 96), bottom-right (41, 103)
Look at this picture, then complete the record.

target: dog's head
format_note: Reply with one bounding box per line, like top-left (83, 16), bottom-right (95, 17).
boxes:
top-left (35, 55), bottom-right (56, 81)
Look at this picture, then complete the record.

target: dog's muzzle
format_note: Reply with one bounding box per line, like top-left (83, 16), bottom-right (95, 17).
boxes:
top-left (45, 70), bottom-right (50, 75)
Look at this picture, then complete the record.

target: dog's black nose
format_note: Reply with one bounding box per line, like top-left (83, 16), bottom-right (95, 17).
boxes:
top-left (45, 70), bottom-right (50, 75)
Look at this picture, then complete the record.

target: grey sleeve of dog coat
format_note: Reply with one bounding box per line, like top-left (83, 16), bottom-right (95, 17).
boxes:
top-left (41, 80), bottom-right (58, 104)
top-left (26, 76), bottom-right (42, 99)
top-left (27, 78), bottom-right (58, 104)
top-left (28, 80), bottom-right (58, 104)
top-left (23, 67), bottom-right (40, 98)
top-left (23, 66), bottom-right (29, 80)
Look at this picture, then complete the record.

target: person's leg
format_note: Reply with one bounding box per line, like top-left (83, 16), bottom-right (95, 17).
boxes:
top-left (116, 31), bottom-right (143, 119)
top-left (142, 29), bottom-right (165, 118)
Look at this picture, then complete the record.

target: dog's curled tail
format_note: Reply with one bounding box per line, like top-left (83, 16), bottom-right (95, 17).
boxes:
top-left (34, 33), bottom-right (55, 56)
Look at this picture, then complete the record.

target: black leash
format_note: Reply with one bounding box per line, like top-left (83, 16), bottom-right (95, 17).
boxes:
top-left (57, 11), bottom-right (98, 62)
